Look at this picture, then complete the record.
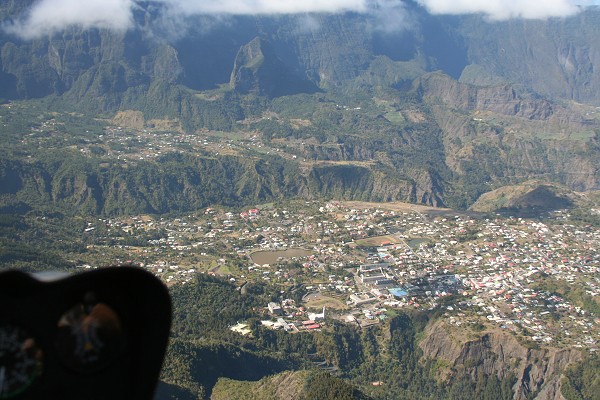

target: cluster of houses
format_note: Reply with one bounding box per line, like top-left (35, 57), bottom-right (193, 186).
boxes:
top-left (67, 119), bottom-right (302, 166)
top-left (84, 201), bottom-right (598, 350)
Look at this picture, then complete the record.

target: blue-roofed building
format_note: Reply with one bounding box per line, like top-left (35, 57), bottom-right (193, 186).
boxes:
top-left (388, 288), bottom-right (409, 298)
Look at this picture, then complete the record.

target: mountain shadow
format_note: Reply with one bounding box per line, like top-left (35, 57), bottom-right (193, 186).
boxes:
top-left (230, 37), bottom-right (320, 98)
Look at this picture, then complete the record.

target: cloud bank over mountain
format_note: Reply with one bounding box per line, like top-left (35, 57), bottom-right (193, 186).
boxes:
top-left (3, 0), bottom-right (597, 39)
top-left (4, 0), bottom-right (134, 39)
top-left (416, 0), bottom-right (582, 20)
top-left (166, 0), bottom-right (367, 15)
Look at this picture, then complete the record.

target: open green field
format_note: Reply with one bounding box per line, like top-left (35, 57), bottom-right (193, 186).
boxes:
top-left (304, 293), bottom-right (349, 311)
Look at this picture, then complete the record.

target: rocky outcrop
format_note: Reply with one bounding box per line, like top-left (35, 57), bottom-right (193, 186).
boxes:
top-left (417, 73), bottom-right (555, 120)
top-left (418, 71), bottom-right (599, 129)
top-left (420, 71), bottom-right (600, 197)
top-left (229, 37), bottom-right (317, 98)
top-left (305, 163), bottom-right (445, 206)
top-left (419, 321), bottom-right (583, 400)
top-left (211, 371), bottom-right (307, 400)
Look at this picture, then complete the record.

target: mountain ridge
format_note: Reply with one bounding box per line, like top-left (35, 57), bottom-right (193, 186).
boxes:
top-left (3, 3), bottom-right (600, 104)
top-left (1, 2), bottom-right (599, 212)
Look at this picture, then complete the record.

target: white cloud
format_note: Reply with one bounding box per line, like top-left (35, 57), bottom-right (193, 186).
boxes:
top-left (416, 0), bottom-right (580, 20)
top-left (4, 0), bottom-right (594, 39)
top-left (166, 0), bottom-right (367, 15)
top-left (4, 0), bottom-right (370, 39)
top-left (367, 0), bottom-right (413, 32)
top-left (4, 0), bottom-right (134, 39)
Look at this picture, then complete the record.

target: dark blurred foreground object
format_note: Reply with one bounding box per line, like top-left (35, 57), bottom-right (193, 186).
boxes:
top-left (0, 267), bottom-right (172, 399)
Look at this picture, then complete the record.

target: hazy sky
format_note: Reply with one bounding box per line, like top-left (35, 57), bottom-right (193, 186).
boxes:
top-left (3, 0), bottom-right (600, 39)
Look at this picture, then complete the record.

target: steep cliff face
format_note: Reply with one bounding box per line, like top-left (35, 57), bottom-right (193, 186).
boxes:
top-left (229, 37), bottom-right (317, 98)
top-left (418, 73), bottom-right (556, 121)
top-left (306, 164), bottom-right (433, 205)
top-left (0, 151), bottom-right (448, 215)
top-left (457, 10), bottom-right (600, 105)
top-left (419, 321), bottom-right (583, 400)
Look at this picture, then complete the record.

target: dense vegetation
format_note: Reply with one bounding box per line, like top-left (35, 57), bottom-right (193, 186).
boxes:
top-left (211, 370), bottom-right (372, 400)
top-left (0, 211), bottom-right (84, 271)
top-left (561, 355), bottom-right (600, 400)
